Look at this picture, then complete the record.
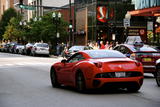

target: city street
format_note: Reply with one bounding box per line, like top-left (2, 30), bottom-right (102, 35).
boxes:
top-left (0, 52), bottom-right (160, 107)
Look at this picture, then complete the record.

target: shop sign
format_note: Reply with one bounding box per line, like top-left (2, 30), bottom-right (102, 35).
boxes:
top-left (97, 6), bottom-right (114, 23)
top-left (123, 18), bottom-right (130, 27)
top-left (147, 21), bottom-right (153, 31)
top-left (128, 28), bottom-right (146, 36)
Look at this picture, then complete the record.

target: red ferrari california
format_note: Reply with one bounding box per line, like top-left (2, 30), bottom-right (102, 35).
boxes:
top-left (50, 50), bottom-right (144, 92)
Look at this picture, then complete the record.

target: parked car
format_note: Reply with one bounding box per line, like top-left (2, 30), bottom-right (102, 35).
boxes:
top-left (31, 43), bottom-right (50, 56)
top-left (50, 50), bottom-right (143, 92)
top-left (156, 59), bottom-right (160, 86)
top-left (3, 43), bottom-right (11, 52)
top-left (14, 44), bottom-right (25, 54)
top-left (8, 42), bottom-right (17, 53)
top-left (0, 43), bottom-right (6, 52)
top-left (113, 42), bottom-right (160, 77)
top-left (24, 43), bottom-right (34, 55)
top-left (63, 45), bottom-right (93, 58)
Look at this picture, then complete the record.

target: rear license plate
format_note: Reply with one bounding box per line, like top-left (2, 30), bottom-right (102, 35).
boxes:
top-left (40, 48), bottom-right (45, 50)
top-left (142, 58), bottom-right (152, 62)
top-left (115, 72), bottom-right (126, 78)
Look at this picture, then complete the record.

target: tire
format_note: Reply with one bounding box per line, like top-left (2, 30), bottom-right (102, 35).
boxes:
top-left (153, 73), bottom-right (156, 78)
top-left (50, 67), bottom-right (59, 88)
top-left (76, 72), bottom-right (86, 92)
top-left (156, 67), bottom-right (160, 87)
top-left (127, 85), bottom-right (140, 92)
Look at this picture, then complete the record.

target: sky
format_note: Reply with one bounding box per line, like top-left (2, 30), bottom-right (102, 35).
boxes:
top-left (43, 0), bottom-right (74, 7)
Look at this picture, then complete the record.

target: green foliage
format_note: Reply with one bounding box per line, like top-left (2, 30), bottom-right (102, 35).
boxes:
top-left (1, 10), bottom-right (69, 47)
top-left (0, 8), bottom-right (18, 40)
top-left (3, 17), bottom-right (22, 41)
top-left (28, 12), bottom-right (68, 44)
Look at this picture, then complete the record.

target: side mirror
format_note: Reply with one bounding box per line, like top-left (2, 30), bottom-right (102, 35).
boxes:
top-left (125, 53), bottom-right (130, 57)
top-left (61, 59), bottom-right (67, 63)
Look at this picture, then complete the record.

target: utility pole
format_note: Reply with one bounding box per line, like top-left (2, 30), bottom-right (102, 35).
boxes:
top-left (19, 0), bottom-right (23, 14)
top-left (69, 0), bottom-right (72, 46)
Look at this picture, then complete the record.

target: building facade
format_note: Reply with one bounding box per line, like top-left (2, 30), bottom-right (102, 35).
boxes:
top-left (130, 0), bottom-right (160, 44)
top-left (74, 0), bottom-right (139, 45)
top-left (0, 0), bottom-right (14, 19)
top-left (27, 0), bottom-right (70, 21)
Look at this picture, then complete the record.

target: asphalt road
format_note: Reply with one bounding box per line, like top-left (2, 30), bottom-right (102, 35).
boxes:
top-left (0, 52), bottom-right (160, 107)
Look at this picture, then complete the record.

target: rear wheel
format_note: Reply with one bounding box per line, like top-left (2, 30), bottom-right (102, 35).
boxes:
top-left (76, 72), bottom-right (86, 92)
top-left (156, 67), bottom-right (160, 87)
top-left (50, 68), bottom-right (59, 88)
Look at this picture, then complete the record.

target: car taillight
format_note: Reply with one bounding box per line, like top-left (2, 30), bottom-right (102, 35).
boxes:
top-left (94, 62), bottom-right (102, 68)
top-left (135, 61), bottom-right (141, 66)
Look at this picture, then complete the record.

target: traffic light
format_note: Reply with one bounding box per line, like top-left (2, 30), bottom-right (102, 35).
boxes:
top-left (19, 0), bottom-right (23, 5)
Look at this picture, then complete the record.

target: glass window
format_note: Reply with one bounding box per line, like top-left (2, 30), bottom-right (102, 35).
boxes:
top-left (68, 53), bottom-right (85, 63)
top-left (36, 43), bottom-right (49, 47)
top-left (85, 50), bottom-right (126, 58)
top-left (69, 46), bottom-right (85, 51)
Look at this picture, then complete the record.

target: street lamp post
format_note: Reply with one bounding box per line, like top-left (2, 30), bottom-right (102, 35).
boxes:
top-left (69, 0), bottom-right (72, 46)
top-left (33, 17), bottom-right (42, 42)
top-left (124, 12), bottom-right (131, 40)
top-left (52, 12), bottom-right (61, 44)
top-left (19, 21), bottom-right (27, 43)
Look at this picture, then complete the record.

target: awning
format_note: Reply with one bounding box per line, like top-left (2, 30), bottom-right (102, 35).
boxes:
top-left (128, 6), bottom-right (160, 17)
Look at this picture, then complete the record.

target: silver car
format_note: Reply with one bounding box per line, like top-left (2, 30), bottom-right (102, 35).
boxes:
top-left (31, 43), bottom-right (50, 56)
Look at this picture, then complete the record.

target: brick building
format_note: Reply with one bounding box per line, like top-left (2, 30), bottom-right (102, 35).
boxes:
top-left (0, 0), bottom-right (14, 19)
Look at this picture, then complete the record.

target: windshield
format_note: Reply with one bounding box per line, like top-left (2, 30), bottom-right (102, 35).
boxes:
top-left (69, 46), bottom-right (84, 51)
top-left (37, 43), bottom-right (49, 48)
top-left (125, 36), bottom-right (142, 45)
top-left (85, 50), bottom-right (126, 58)
top-left (128, 45), bottom-right (158, 52)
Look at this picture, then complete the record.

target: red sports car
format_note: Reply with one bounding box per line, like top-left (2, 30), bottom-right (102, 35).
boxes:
top-left (50, 50), bottom-right (144, 92)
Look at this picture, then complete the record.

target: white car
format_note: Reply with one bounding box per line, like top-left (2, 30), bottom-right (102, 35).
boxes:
top-left (14, 44), bottom-right (25, 54)
top-left (31, 43), bottom-right (50, 56)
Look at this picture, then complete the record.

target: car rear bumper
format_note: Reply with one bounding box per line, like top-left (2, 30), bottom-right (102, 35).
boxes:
top-left (35, 51), bottom-right (49, 55)
top-left (143, 65), bottom-right (156, 73)
top-left (86, 77), bottom-right (143, 89)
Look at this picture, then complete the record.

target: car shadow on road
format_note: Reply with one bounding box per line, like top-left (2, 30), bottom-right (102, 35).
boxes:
top-left (49, 85), bottom-right (140, 95)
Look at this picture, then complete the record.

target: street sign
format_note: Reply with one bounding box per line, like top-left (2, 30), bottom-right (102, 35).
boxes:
top-left (123, 18), bottom-right (130, 28)
top-left (19, 5), bottom-right (35, 10)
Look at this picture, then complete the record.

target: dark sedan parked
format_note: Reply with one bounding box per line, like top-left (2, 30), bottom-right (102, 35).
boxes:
top-left (113, 43), bottom-right (160, 77)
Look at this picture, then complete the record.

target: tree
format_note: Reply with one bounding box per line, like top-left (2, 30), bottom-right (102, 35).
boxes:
top-left (2, 17), bottom-right (23, 41)
top-left (0, 8), bottom-right (18, 40)
top-left (28, 12), bottom-right (68, 44)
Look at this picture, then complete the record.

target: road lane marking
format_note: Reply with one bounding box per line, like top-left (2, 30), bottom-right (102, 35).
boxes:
top-left (0, 62), bottom-right (53, 69)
